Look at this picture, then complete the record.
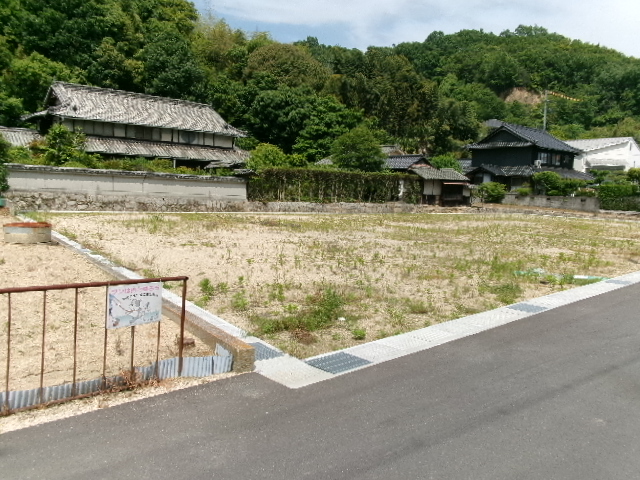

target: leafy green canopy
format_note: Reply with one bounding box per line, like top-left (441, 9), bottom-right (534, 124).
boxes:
top-left (1, 0), bottom-right (640, 164)
top-left (330, 127), bottom-right (386, 172)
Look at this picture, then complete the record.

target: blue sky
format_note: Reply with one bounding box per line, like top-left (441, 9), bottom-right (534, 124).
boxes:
top-left (193, 0), bottom-right (640, 58)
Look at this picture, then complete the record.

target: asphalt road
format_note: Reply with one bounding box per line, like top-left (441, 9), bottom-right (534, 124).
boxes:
top-left (3, 283), bottom-right (640, 479)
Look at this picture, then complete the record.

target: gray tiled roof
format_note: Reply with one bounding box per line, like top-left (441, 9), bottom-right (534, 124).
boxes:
top-left (468, 122), bottom-right (580, 154)
top-left (458, 159), bottom-right (473, 173)
top-left (385, 154), bottom-right (426, 170)
top-left (84, 136), bottom-right (249, 166)
top-left (27, 82), bottom-right (246, 137)
top-left (0, 126), bottom-right (43, 146)
top-left (468, 164), bottom-right (534, 177)
top-left (468, 164), bottom-right (594, 181)
top-left (501, 165), bottom-right (535, 176)
top-left (538, 167), bottom-right (594, 181)
top-left (410, 167), bottom-right (469, 181)
top-left (0, 126), bottom-right (247, 166)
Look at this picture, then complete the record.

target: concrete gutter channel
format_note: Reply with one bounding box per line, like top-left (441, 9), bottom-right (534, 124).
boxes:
top-left (14, 212), bottom-right (640, 391)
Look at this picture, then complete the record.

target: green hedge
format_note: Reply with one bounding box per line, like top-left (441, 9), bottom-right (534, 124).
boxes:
top-left (597, 184), bottom-right (640, 211)
top-left (248, 168), bottom-right (423, 204)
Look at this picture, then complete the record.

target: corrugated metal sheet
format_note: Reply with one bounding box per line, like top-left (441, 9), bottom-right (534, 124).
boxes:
top-left (32, 82), bottom-right (246, 136)
top-left (0, 354), bottom-right (232, 411)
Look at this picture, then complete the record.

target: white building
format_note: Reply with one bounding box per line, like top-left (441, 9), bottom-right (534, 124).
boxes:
top-left (566, 137), bottom-right (640, 172)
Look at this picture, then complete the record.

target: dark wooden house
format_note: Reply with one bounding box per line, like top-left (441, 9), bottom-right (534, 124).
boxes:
top-left (466, 122), bottom-right (591, 188)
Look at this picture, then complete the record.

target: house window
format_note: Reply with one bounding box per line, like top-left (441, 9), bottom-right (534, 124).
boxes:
top-left (552, 154), bottom-right (561, 166)
top-left (537, 152), bottom-right (550, 165)
top-left (180, 130), bottom-right (197, 144)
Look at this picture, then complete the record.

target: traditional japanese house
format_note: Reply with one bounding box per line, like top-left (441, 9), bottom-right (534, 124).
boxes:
top-left (466, 121), bottom-right (591, 188)
top-left (19, 82), bottom-right (248, 169)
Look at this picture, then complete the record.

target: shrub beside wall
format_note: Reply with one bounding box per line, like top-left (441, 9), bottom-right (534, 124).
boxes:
top-left (248, 168), bottom-right (423, 204)
top-left (597, 184), bottom-right (640, 211)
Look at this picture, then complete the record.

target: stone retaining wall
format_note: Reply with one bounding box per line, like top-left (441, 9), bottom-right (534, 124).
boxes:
top-left (501, 193), bottom-right (600, 212)
top-left (6, 190), bottom-right (470, 215)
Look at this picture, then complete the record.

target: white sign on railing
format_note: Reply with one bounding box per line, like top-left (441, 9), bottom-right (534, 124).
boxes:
top-left (106, 282), bottom-right (163, 329)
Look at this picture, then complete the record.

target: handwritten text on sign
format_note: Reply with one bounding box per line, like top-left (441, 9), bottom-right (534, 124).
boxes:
top-left (106, 282), bottom-right (162, 329)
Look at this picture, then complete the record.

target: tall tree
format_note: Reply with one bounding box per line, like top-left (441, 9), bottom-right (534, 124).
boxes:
top-left (331, 127), bottom-right (385, 172)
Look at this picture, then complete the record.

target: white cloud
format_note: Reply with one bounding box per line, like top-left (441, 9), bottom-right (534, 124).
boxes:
top-left (202, 0), bottom-right (640, 57)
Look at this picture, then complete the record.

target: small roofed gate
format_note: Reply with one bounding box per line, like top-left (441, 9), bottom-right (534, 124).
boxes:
top-left (411, 167), bottom-right (471, 206)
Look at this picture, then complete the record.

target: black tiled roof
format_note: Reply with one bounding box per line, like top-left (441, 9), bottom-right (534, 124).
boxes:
top-left (467, 141), bottom-right (533, 149)
top-left (467, 122), bottom-right (580, 154)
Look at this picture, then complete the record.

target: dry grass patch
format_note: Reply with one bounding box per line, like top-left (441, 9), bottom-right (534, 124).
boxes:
top-left (32, 211), bottom-right (640, 358)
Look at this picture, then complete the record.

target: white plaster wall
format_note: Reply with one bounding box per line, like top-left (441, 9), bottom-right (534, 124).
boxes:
top-left (575, 141), bottom-right (640, 171)
top-left (214, 135), bottom-right (234, 148)
top-left (423, 180), bottom-right (442, 195)
top-left (7, 165), bottom-right (247, 201)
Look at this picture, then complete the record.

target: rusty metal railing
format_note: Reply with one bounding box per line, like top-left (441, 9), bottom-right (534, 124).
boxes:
top-left (0, 276), bottom-right (188, 415)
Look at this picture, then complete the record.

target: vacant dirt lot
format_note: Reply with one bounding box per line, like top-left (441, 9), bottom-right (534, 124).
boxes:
top-left (26, 209), bottom-right (640, 359)
top-left (0, 208), bottom-right (213, 393)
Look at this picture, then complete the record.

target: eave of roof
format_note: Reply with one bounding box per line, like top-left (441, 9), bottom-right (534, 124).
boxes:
top-left (467, 141), bottom-right (533, 149)
top-left (83, 136), bottom-right (249, 165)
top-left (565, 137), bottom-right (638, 152)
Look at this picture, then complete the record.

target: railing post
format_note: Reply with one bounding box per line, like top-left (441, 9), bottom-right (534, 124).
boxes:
top-left (39, 291), bottom-right (47, 406)
top-left (72, 288), bottom-right (79, 397)
top-left (4, 293), bottom-right (12, 414)
top-left (178, 279), bottom-right (187, 377)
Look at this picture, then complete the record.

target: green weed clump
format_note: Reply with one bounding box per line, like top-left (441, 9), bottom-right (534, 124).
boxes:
top-left (351, 328), bottom-right (367, 340)
top-left (480, 282), bottom-right (523, 305)
top-left (251, 287), bottom-right (346, 335)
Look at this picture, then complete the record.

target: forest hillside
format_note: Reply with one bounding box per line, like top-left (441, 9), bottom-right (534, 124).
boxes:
top-left (1, 0), bottom-right (639, 163)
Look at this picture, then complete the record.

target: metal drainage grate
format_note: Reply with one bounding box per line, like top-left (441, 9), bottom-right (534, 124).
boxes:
top-left (249, 342), bottom-right (285, 361)
top-left (508, 303), bottom-right (548, 314)
top-left (306, 352), bottom-right (371, 374)
top-left (606, 280), bottom-right (633, 285)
